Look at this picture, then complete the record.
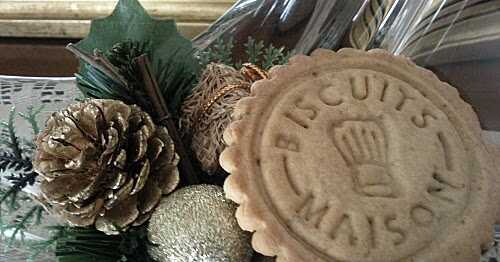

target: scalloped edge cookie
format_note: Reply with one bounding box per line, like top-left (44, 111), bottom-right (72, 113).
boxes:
top-left (220, 48), bottom-right (499, 262)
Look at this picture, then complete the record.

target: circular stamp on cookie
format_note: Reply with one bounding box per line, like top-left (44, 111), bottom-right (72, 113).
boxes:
top-left (221, 49), bottom-right (497, 262)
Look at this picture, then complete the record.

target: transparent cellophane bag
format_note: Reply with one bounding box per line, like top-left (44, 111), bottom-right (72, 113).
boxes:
top-left (353, 0), bottom-right (500, 140)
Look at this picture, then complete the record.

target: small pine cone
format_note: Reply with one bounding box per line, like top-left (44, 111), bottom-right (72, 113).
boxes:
top-left (179, 63), bottom-right (250, 175)
top-left (34, 99), bottom-right (179, 234)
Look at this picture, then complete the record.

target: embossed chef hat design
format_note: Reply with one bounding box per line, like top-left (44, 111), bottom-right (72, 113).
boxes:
top-left (331, 119), bottom-right (397, 198)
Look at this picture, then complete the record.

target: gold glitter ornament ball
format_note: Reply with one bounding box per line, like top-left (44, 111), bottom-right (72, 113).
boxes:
top-left (147, 184), bottom-right (253, 262)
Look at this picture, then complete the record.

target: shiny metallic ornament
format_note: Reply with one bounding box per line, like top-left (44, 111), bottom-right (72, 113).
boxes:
top-left (148, 184), bottom-right (253, 262)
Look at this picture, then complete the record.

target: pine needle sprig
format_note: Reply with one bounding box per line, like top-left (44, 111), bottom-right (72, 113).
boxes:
top-left (29, 225), bottom-right (156, 262)
top-left (262, 45), bottom-right (292, 70)
top-left (244, 37), bottom-right (265, 65)
top-left (0, 171), bottom-right (37, 211)
top-left (211, 37), bottom-right (234, 65)
top-left (4, 171), bottom-right (37, 194)
top-left (0, 186), bottom-right (20, 212)
top-left (106, 40), bottom-right (150, 71)
top-left (104, 41), bottom-right (155, 113)
top-left (0, 106), bottom-right (41, 216)
top-left (75, 65), bottom-right (131, 101)
top-left (28, 223), bottom-right (120, 261)
top-left (277, 49), bottom-right (293, 66)
top-left (0, 152), bottom-right (32, 173)
top-left (27, 228), bottom-right (61, 262)
top-left (0, 106), bottom-right (38, 211)
top-left (106, 40), bottom-right (151, 99)
top-left (18, 105), bottom-right (44, 137)
top-left (0, 205), bottom-right (45, 248)
top-left (198, 37), bottom-right (235, 68)
top-left (0, 108), bottom-right (22, 159)
top-left (198, 37), bottom-right (292, 70)
top-left (54, 227), bottom-right (122, 262)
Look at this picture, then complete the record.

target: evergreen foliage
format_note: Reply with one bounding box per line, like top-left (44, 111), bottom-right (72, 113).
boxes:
top-left (0, 106), bottom-right (45, 252)
top-left (199, 37), bottom-right (292, 70)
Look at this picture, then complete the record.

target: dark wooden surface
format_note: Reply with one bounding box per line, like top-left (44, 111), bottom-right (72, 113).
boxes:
top-left (0, 37), bottom-right (79, 77)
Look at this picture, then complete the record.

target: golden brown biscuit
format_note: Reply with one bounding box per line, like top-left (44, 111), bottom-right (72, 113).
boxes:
top-left (221, 48), bottom-right (499, 262)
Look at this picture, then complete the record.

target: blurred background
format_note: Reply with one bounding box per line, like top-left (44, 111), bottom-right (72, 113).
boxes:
top-left (0, 0), bottom-right (235, 76)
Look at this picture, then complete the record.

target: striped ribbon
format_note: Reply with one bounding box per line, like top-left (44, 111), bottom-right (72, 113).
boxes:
top-left (349, 0), bottom-right (396, 50)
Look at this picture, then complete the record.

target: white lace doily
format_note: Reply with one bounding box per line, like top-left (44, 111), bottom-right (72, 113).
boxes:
top-left (0, 75), bottom-right (81, 139)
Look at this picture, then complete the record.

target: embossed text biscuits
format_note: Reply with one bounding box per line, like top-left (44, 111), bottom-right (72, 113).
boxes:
top-left (220, 49), bottom-right (499, 262)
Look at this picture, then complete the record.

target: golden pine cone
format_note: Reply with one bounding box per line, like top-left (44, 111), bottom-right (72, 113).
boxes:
top-left (33, 99), bottom-right (179, 234)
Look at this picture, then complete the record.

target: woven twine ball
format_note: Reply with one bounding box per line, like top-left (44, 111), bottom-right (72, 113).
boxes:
top-left (179, 63), bottom-right (251, 175)
top-left (147, 184), bottom-right (253, 262)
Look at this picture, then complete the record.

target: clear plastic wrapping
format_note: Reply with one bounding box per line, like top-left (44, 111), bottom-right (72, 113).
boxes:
top-left (193, 0), bottom-right (365, 56)
top-left (195, 0), bottom-right (500, 135)
top-left (356, 0), bottom-right (500, 133)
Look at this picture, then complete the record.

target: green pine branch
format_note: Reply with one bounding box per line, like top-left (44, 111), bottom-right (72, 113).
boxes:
top-left (211, 37), bottom-right (234, 65)
top-left (18, 105), bottom-right (44, 137)
top-left (244, 37), bottom-right (264, 65)
top-left (198, 37), bottom-right (235, 70)
top-left (198, 36), bottom-right (292, 70)
top-left (28, 229), bottom-right (60, 262)
top-left (0, 171), bottom-right (37, 212)
top-left (54, 227), bottom-right (122, 262)
top-left (0, 106), bottom-right (39, 212)
top-left (28, 225), bottom-right (157, 262)
top-left (0, 205), bottom-right (45, 248)
top-left (0, 106), bottom-right (43, 248)
top-left (0, 185), bottom-right (20, 212)
top-left (0, 151), bottom-right (32, 173)
top-left (0, 108), bottom-right (22, 159)
top-left (262, 45), bottom-right (291, 70)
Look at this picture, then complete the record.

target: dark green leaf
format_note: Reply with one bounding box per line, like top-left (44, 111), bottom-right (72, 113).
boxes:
top-left (75, 0), bottom-right (197, 74)
top-left (73, 0), bottom-right (199, 116)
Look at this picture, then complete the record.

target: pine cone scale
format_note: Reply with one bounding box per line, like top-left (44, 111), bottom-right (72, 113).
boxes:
top-left (96, 195), bottom-right (139, 232)
top-left (66, 170), bottom-right (109, 204)
top-left (156, 165), bottom-right (180, 194)
top-left (148, 137), bottom-right (164, 162)
top-left (104, 176), bottom-right (134, 210)
top-left (113, 149), bottom-right (127, 169)
top-left (41, 173), bottom-right (92, 202)
top-left (63, 209), bottom-right (97, 227)
top-left (108, 171), bottom-right (127, 190)
top-left (130, 159), bottom-right (150, 195)
top-left (132, 213), bottom-right (152, 226)
top-left (102, 127), bottom-right (120, 155)
top-left (130, 130), bottom-right (148, 162)
top-left (138, 179), bottom-right (161, 214)
top-left (64, 103), bottom-right (101, 141)
top-left (63, 197), bottom-right (103, 217)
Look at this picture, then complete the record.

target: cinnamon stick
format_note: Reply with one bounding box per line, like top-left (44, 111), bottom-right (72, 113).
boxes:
top-left (135, 54), bottom-right (199, 185)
